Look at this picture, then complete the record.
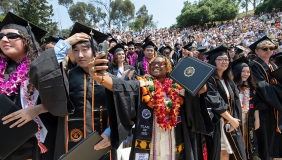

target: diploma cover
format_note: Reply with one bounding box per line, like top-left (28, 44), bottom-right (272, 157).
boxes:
top-left (0, 95), bottom-right (37, 160)
top-left (169, 57), bottom-right (216, 96)
top-left (59, 131), bottom-right (111, 160)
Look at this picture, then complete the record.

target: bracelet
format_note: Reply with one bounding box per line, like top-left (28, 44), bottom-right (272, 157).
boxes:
top-left (100, 76), bottom-right (105, 84)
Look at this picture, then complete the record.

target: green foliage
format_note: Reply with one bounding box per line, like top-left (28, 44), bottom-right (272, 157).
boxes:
top-left (17, 0), bottom-right (59, 37)
top-left (129, 5), bottom-right (155, 30)
top-left (177, 0), bottom-right (239, 27)
top-left (60, 28), bottom-right (71, 38)
top-left (0, 14), bottom-right (4, 22)
top-left (58, 0), bottom-right (73, 9)
top-left (91, 0), bottom-right (135, 29)
top-left (0, 0), bottom-right (18, 14)
top-left (255, 0), bottom-right (282, 15)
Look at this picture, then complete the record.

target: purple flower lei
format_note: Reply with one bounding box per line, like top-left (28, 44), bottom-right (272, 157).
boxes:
top-left (127, 52), bottom-right (138, 66)
top-left (0, 56), bottom-right (29, 96)
top-left (142, 56), bottom-right (149, 74)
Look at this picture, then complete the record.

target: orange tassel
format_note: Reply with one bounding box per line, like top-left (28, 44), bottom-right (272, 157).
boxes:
top-left (38, 142), bottom-right (48, 153)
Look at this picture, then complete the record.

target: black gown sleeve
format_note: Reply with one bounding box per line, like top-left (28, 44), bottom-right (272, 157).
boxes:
top-left (205, 77), bottom-right (228, 115)
top-left (105, 75), bottom-right (139, 149)
top-left (250, 63), bottom-right (282, 112)
top-left (29, 49), bottom-right (74, 117)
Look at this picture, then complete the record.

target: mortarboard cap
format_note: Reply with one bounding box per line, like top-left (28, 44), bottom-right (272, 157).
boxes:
top-left (204, 44), bottom-right (229, 61)
top-left (197, 46), bottom-right (208, 53)
top-left (158, 46), bottom-right (165, 53)
top-left (162, 46), bottom-right (172, 52)
top-left (271, 52), bottom-right (282, 59)
top-left (231, 56), bottom-right (249, 68)
top-left (135, 42), bottom-right (142, 47)
top-left (127, 41), bottom-right (135, 47)
top-left (183, 42), bottom-right (193, 51)
top-left (142, 41), bottom-right (157, 51)
top-left (108, 43), bottom-right (125, 54)
top-left (69, 22), bottom-right (107, 44)
top-left (44, 36), bottom-right (60, 44)
top-left (249, 36), bottom-right (276, 52)
top-left (109, 37), bottom-right (118, 44)
top-left (0, 12), bottom-right (47, 42)
top-left (121, 41), bottom-right (127, 46)
top-left (235, 45), bottom-right (245, 53)
top-left (143, 34), bottom-right (152, 44)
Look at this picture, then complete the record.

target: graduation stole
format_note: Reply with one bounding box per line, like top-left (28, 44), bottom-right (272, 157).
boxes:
top-left (253, 60), bottom-right (281, 133)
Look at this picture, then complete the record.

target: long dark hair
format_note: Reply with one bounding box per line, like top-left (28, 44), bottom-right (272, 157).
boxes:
top-left (233, 64), bottom-right (256, 93)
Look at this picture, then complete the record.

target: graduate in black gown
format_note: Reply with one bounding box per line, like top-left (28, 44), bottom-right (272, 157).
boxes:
top-left (204, 45), bottom-right (247, 160)
top-left (159, 45), bottom-right (176, 67)
top-left (248, 36), bottom-right (282, 159)
top-left (88, 54), bottom-right (213, 160)
top-left (231, 56), bottom-right (259, 159)
top-left (0, 12), bottom-right (72, 160)
top-left (137, 41), bottom-right (157, 76)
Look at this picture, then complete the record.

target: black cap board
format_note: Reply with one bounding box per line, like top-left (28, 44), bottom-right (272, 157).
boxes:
top-left (204, 44), bottom-right (229, 61)
top-left (69, 22), bottom-right (107, 44)
top-left (162, 46), bottom-right (172, 52)
top-left (197, 46), bottom-right (208, 53)
top-left (44, 36), bottom-right (60, 44)
top-left (141, 41), bottom-right (157, 51)
top-left (127, 41), bottom-right (135, 47)
top-left (109, 38), bottom-right (118, 44)
top-left (235, 45), bottom-right (245, 53)
top-left (0, 12), bottom-right (47, 42)
top-left (108, 43), bottom-right (124, 54)
top-left (231, 56), bottom-right (249, 67)
top-left (183, 42), bottom-right (193, 51)
top-left (143, 34), bottom-right (152, 44)
top-left (0, 12), bottom-right (47, 53)
top-left (249, 36), bottom-right (276, 52)
top-left (135, 42), bottom-right (142, 47)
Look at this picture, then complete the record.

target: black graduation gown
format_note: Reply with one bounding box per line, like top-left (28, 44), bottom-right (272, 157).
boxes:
top-left (136, 61), bottom-right (146, 76)
top-left (105, 76), bottom-right (213, 160)
top-left (205, 77), bottom-right (247, 160)
top-left (172, 52), bottom-right (180, 63)
top-left (249, 57), bottom-right (282, 159)
top-left (4, 56), bottom-right (65, 160)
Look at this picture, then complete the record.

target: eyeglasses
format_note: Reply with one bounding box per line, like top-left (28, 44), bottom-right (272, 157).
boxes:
top-left (128, 48), bottom-right (134, 50)
top-left (215, 59), bottom-right (229, 62)
top-left (0, 33), bottom-right (22, 40)
top-left (150, 62), bottom-right (166, 66)
top-left (260, 47), bottom-right (276, 51)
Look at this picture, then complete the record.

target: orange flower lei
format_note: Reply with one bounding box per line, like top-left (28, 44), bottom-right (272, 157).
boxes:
top-left (137, 76), bottom-right (184, 130)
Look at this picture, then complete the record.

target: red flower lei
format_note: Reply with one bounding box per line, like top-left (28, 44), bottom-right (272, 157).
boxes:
top-left (138, 76), bottom-right (184, 130)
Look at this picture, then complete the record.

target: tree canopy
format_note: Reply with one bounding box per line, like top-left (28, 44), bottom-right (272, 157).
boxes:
top-left (255, 0), bottom-right (282, 15)
top-left (176, 0), bottom-right (239, 28)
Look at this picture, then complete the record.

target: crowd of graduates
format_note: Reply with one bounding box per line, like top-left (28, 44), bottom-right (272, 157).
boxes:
top-left (1, 10), bottom-right (282, 160)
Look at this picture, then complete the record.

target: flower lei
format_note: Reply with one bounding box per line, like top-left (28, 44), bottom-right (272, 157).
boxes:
top-left (137, 76), bottom-right (184, 130)
top-left (241, 87), bottom-right (250, 113)
top-left (0, 56), bottom-right (29, 96)
top-left (142, 56), bottom-right (149, 74)
top-left (127, 52), bottom-right (138, 66)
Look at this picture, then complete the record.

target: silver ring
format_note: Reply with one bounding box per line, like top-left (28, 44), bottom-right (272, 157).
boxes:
top-left (91, 66), bottom-right (95, 72)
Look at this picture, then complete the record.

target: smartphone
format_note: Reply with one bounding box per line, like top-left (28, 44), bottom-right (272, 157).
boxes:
top-left (225, 123), bottom-right (231, 132)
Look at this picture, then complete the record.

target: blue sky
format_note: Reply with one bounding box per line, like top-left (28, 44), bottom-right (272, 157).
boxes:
top-left (49, 0), bottom-right (187, 30)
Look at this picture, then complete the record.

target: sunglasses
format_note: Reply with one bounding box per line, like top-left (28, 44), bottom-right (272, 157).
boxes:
top-left (128, 48), bottom-right (134, 50)
top-left (261, 47), bottom-right (276, 51)
top-left (0, 33), bottom-right (22, 40)
top-left (150, 62), bottom-right (166, 66)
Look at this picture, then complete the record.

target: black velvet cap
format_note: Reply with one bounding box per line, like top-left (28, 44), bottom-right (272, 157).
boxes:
top-left (44, 36), bottom-right (60, 44)
top-left (197, 46), bottom-right (208, 53)
top-left (162, 46), bottom-right (172, 52)
top-left (142, 41), bottom-right (157, 51)
top-left (108, 43), bottom-right (125, 54)
top-left (235, 45), bottom-right (245, 53)
top-left (183, 42), bottom-right (193, 51)
top-left (0, 12), bottom-right (47, 42)
top-left (143, 34), bottom-right (152, 44)
top-left (232, 56), bottom-right (249, 67)
top-left (109, 37), bottom-right (118, 44)
top-left (204, 44), bottom-right (229, 60)
top-left (127, 41), bottom-right (135, 47)
top-left (249, 36), bottom-right (276, 52)
top-left (69, 22), bottom-right (107, 44)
